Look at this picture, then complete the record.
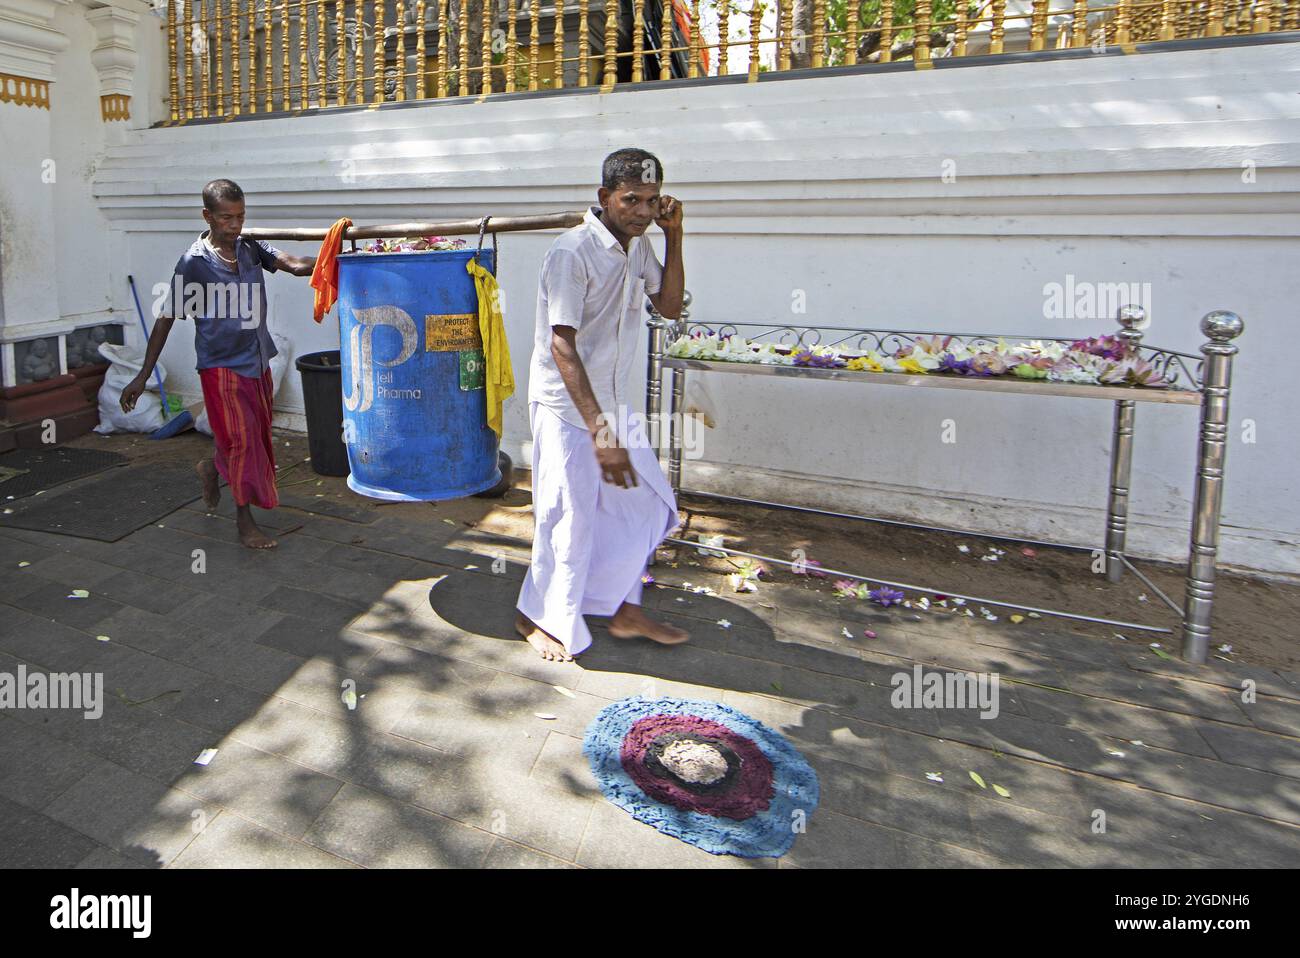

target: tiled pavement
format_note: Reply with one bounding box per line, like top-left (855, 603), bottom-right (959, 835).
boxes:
top-left (1, 490), bottom-right (1299, 869)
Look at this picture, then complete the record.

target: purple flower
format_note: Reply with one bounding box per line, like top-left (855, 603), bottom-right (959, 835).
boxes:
top-left (868, 586), bottom-right (906, 607)
top-left (793, 349), bottom-right (845, 369)
top-left (1071, 335), bottom-right (1126, 361)
top-left (939, 354), bottom-right (973, 375)
top-left (640, 573), bottom-right (656, 586)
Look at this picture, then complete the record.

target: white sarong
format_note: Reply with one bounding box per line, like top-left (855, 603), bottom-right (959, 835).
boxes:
top-left (517, 402), bottom-right (679, 655)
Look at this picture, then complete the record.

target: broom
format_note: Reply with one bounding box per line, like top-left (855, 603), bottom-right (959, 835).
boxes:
top-left (127, 274), bottom-right (195, 440)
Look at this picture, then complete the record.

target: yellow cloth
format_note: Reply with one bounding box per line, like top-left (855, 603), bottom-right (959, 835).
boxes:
top-left (466, 257), bottom-right (514, 438)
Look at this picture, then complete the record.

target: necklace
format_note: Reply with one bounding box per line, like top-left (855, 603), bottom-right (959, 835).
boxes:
top-left (206, 236), bottom-right (238, 268)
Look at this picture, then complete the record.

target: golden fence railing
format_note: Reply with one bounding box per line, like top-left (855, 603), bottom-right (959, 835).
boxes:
top-left (167, 0), bottom-right (1300, 121)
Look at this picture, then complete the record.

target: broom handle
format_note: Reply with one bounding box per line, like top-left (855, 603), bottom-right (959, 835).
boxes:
top-left (241, 211), bottom-right (585, 243)
top-left (127, 274), bottom-right (171, 409)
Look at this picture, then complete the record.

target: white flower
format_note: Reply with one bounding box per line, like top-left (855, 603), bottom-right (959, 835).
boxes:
top-left (717, 619), bottom-right (731, 629)
top-left (926, 772), bottom-right (944, 783)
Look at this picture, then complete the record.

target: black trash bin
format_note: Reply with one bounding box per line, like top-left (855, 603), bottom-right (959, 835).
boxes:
top-left (296, 350), bottom-right (349, 477)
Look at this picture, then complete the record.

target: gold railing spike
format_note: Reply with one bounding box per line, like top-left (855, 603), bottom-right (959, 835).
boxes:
top-left (168, 0), bottom-right (179, 120)
top-left (1071, 0), bottom-right (1088, 47)
top-left (989, 0), bottom-right (1005, 54)
top-left (632, 0), bottom-right (645, 83)
top-left (318, 0), bottom-right (328, 106)
top-left (198, 0), bottom-right (209, 116)
top-left (1160, 0), bottom-right (1177, 39)
top-left (880, 0), bottom-right (894, 62)
top-left (1115, 0), bottom-right (1132, 44)
top-left (397, 0), bottom-right (408, 100)
top-left (1028, 0), bottom-right (1046, 51)
top-left (184, 0), bottom-right (195, 118)
top-left (1253, 0), bottom-right (1273, 31)
top-left (602, 0), bottom-right (617, 88)
top-left (915, 0), bottom-right (932, 63)
top-left (555, 0), bottom-right (566, 88)
top-left (337, 0), bottom-right (347, 105)
top-left (778, 0), bottom-right (791, 71)
top-left (747, 0), bottom-right (759, 80)
top-left (247, 0), bottom-right (257, 114)
top-left (507, 0), bottom-right (518, 92)
top-left (479, 0), bottom-right (491, 94)
top-left (955, 2), bottom-right (968, 58)
top-left (437, 0), bottom-right (449, 97)
top-left (416, 0), bottom-right (427, 99)
top-left (530, 0), bottom-right (540, 89)
top-left (718, 0), bottom-right (730, 75)
top-left (378, 0), bottom-right (389, 100)
top-left (263, 0), bottom-right (272, 112)
top-left (299, 0), bottom-right (309, 109)
top-left (812, 0), bottom-right (825, 68)
top-left (578, 0), bottom-right (589, 86)
top-left (215, 0), bottom-right (225, 114)
top-left (282, 0), bottom-right (291, 109)
top-left (231, 0), bottom-right (240, 115)
top-left (356, 0), bottom-right (367, 102)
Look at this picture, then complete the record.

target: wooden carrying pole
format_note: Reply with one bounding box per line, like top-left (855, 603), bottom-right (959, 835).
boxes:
top-left (241, 211), bottom-right (586, 243)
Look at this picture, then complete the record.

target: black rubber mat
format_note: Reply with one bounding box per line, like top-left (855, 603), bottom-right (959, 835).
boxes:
top-left (0, 447), bottom-right (128, 502)
top-left (0, 461), bottom-right (200, 541)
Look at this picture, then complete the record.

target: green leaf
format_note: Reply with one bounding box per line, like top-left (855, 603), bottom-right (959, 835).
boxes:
top-left (992, 784), bottom-right (1011, 798)
top-left (1152, 648), bottom-right (1174, 660)
top-left (969, 771), bottom-right (987, 789)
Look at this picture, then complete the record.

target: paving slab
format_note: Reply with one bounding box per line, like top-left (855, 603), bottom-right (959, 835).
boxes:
top-left (303, 783), bottom-right (493, 868)
top-left (42, 760), bottom-right (216, 866)
top-left (0, 793), bottom-right (102, 868)
top-left (170, 812), bottom-right (356, 869)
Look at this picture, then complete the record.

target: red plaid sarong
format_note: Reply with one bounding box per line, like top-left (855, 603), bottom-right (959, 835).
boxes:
top-left (198, 366), bottom-right (279, 509)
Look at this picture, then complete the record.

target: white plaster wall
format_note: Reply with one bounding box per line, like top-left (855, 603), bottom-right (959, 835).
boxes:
top-left (73, 36), bottom-right (1300, 574)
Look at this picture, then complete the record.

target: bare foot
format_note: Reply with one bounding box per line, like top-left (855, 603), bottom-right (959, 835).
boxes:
top-left (235, 507), bottom-right (277, 550)
top-left (196, 458), bottom-right (220, 509)
top-left (608, 603), bottom-right (690, 646)
top-left (515, 613), bottom-right (573, 662)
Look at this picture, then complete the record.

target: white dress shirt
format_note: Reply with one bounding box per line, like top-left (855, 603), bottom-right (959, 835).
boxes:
top-left (528, 206), bottom-right (664, 430)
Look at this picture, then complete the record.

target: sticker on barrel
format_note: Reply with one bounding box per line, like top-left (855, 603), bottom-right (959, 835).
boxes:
top-left (459, 350), bottom-right (485, 391)
top-left (425, 312), bottom-right (482, 352)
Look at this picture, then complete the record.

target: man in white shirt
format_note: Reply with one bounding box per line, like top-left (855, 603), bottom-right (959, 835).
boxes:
top-left (516, 148), bottom-right (689, 662)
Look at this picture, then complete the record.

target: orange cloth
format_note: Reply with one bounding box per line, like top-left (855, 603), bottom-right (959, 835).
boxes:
top-left (309, 217), bottom-right (352, 323)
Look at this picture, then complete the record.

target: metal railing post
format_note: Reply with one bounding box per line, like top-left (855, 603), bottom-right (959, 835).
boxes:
top-left (1104, 304), bottom-right (1146, 582)
top-left (1181, 309), bottom-right (1244, 663)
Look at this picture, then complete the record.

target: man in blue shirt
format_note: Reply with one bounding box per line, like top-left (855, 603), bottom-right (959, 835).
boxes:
top-left (122, 179), bottom-right (316, 549)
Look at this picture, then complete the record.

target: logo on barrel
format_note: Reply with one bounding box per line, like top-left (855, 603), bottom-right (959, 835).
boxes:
top-left (343, 306), bottom-right (420, 413)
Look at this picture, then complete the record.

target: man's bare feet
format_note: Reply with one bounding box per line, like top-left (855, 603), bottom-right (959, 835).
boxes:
top-left (235, 505), bottom-right (277, 550)
top-left (196, 458), bottom-right (220, 510)
top-left (608, 603), bottom-right (690, 646)
top-left (515, 612), bottom-right (573, 662)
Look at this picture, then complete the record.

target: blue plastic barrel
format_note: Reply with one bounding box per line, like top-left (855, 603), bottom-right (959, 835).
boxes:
top-left (338, 248), bottom-right (501, 501)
